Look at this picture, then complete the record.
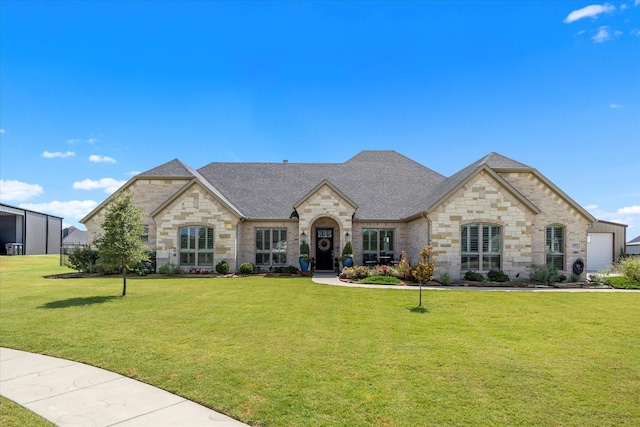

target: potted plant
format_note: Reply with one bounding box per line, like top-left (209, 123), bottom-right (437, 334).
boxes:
top-left (299, 240), bottom-right (310, 271)
top-left (340, 240), bottom-right (354, 268)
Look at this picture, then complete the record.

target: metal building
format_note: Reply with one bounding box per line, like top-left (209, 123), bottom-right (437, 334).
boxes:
top-left (0, 203), bottom-right (62, 255)
top-left (586, 220), bottom-right (628, 271)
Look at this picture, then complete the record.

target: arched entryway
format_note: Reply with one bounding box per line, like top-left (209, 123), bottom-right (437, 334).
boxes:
top-left (311, 217), bottom-right (341, 272)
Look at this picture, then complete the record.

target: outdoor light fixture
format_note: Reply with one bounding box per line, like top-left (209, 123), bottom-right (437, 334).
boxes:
top-left (301, 231), bottom-right (306, 239)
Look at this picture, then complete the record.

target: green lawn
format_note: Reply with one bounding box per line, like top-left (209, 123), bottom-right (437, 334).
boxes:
top-left (1, 255), bottom-right (639, 426)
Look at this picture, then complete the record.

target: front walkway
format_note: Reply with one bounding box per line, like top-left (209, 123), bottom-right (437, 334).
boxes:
top-left (0, 347), bottom-right (249, 427)
top-left (311, 273), bottom-right (637, 292)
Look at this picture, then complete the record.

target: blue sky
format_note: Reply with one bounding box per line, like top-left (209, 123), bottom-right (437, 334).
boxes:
top-left (1, 1), bottom-right (639, 238)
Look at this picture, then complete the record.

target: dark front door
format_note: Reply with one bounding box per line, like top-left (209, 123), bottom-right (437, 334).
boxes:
top-left (316, 228), bottom-right (334, 271)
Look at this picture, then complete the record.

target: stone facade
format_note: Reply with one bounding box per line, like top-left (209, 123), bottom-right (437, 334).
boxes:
top-left (81, 152), bottom-right (597, 279)
top-left (499, 171), bottom-right (591, 274)
top-left (153, 183), bottom-right (241, 268)
top-left (429, 171), bottom-right (534, 279)
top-left (84, 178), bottom-right (190, 246)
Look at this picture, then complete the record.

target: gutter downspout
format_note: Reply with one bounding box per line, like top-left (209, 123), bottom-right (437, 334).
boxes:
top-left (237, 217), bottom-right (245, 273)
top-left (424, 212), bottom-right (432, 246)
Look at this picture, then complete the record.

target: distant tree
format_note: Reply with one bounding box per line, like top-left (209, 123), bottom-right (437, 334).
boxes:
top-left (94, 192), bottom-right (148, 296)
top-left (413, 245), bottom-right (437, 307)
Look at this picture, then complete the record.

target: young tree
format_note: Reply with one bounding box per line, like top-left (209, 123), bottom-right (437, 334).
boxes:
top-left (94, 192), bottom-right (148, 296)
top-left (413, 245), bottom-right (437, 307)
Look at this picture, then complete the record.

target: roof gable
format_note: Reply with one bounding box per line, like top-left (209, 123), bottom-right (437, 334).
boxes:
top-left (294, 180), bottom-right (358, 210)
top-left (417, 163), bottom-right (541, 217)
top-left (150, 179), bottom-right (244, 219)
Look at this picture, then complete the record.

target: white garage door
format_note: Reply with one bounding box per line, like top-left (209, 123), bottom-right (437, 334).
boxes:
top-left (587, 233), bottom-right (613, 271)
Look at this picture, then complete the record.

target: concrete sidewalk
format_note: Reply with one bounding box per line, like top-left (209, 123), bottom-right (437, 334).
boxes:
top-left (0, 347), bottom-right (249, 427)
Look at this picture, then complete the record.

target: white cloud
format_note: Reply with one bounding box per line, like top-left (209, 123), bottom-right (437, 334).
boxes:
top-left (87, 138), bottom-right (98, 144)
top-left (564, 4), bottom-right (616, 23)
top-left (42, 150), bottom-right (75, 158)
top-left (587, 204), bottom-right (640, 238)
top-left (89, 154), bottom-right (116, 163)
top-left (0, 179), bottom-right (44, 202)
top-left (19, 200), bottom-right (98, 222)
top-left (632, 29), bottom-right (640, 36)
top-left (66, 138), bottom-right (82, 144)
top-left (128, 171), bottom-right (142, 176)
top-left (73, 177), bottom-right (126, 193)
top-left (609, 103), bottom-right (624, 108)
top-left (0, 128), bottom-right (5, 133)
top-left (618, 205), bottom-right (640, 215)
top-left (592, 26), bottom-right (613, 42)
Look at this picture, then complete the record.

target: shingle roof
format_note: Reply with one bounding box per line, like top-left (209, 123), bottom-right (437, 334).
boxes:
top-left (138, 159), bottom-right (196, 177)
top-left (62, 227), bottom-right (87, 245)
top-left (418, 152), bottom-right (534, 214)
top-left (135, 151), bottom-right (539, 221)
top-left (197, 150), bottom-right (446, 219)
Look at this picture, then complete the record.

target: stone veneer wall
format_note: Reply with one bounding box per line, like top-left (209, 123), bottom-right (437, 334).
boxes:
top-left (154, 183), bottom-right (240, 269)
top-left (296, 184), bottom-right (356, 252)
top-left (84, 178), bottom-right (190, 246)
top-left (429, 171), bottom-right (533, 280)
top-left (499, 171), bottom-right (591, 276)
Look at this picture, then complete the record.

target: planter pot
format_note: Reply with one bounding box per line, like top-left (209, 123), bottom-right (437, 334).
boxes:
top-left (299, 256), bottom-right (310, 272)
top-left (342, 257), bottom-right (354, 268)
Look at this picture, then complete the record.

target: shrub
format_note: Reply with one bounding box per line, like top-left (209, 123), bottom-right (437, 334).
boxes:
top-left (361, 275), bottom-right (402, 285)
top-left (530, 264), bottom-right (560, 285)
top-left (396, 251), bottom-right (411, 280)
top-left (340, 241), bottom-right (354, 261)
top-left (135, 251), bottom-right (156, 276)
top-left (373, 265), bottom-right (392, 276)
top-left (616, 256), bottom-right (640, 282)
top-left (464, 271), bottom-right (485, 282)
top-left (67, 247), bottom-right (99, 273)
top-left (159, 263), bottom-right (181, 275)
top-left (487, 270), bottom-right (509, 282)
top-left (272, 266), bottom-right (298, 274)
top-left (239, 262), bottom-right (254, 275)
top-left (341, 267), bottom-right (355, 280)
top-left (607, 276), bottom-right (640, 289)
top-left (352, 265), bottom-right (371, 280)
top-left (285, 265), bottom-right (299, 274)
top-left (95, 258), bottom-right (121, 275)
top-left (439, 273), bottom-right (454, 285)
top-left (216, 260), bottom-right (230, 274)
top-left (300, 241), bottom-right (310, 257)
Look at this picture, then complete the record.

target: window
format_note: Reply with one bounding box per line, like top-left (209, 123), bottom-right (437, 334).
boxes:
top-left (256, 228), bottom-right (287, 266)
top-left (140, 226), bottom-right (149, 244)
top-left (179, 226), bottom-right (214, 266)
top-left (461, 224), bottom-right (501, 271)
top-left (546, 225), bottom-right (565, 270)
top-left (362, 228), bottom-right (394, 263)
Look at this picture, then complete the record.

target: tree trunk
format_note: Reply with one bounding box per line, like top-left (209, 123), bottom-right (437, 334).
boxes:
top-left (122, 260), bottom-right (127, 296)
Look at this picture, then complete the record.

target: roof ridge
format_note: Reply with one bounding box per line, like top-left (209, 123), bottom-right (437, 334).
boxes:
top-left (138, 158), bottom-right (196, 177)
